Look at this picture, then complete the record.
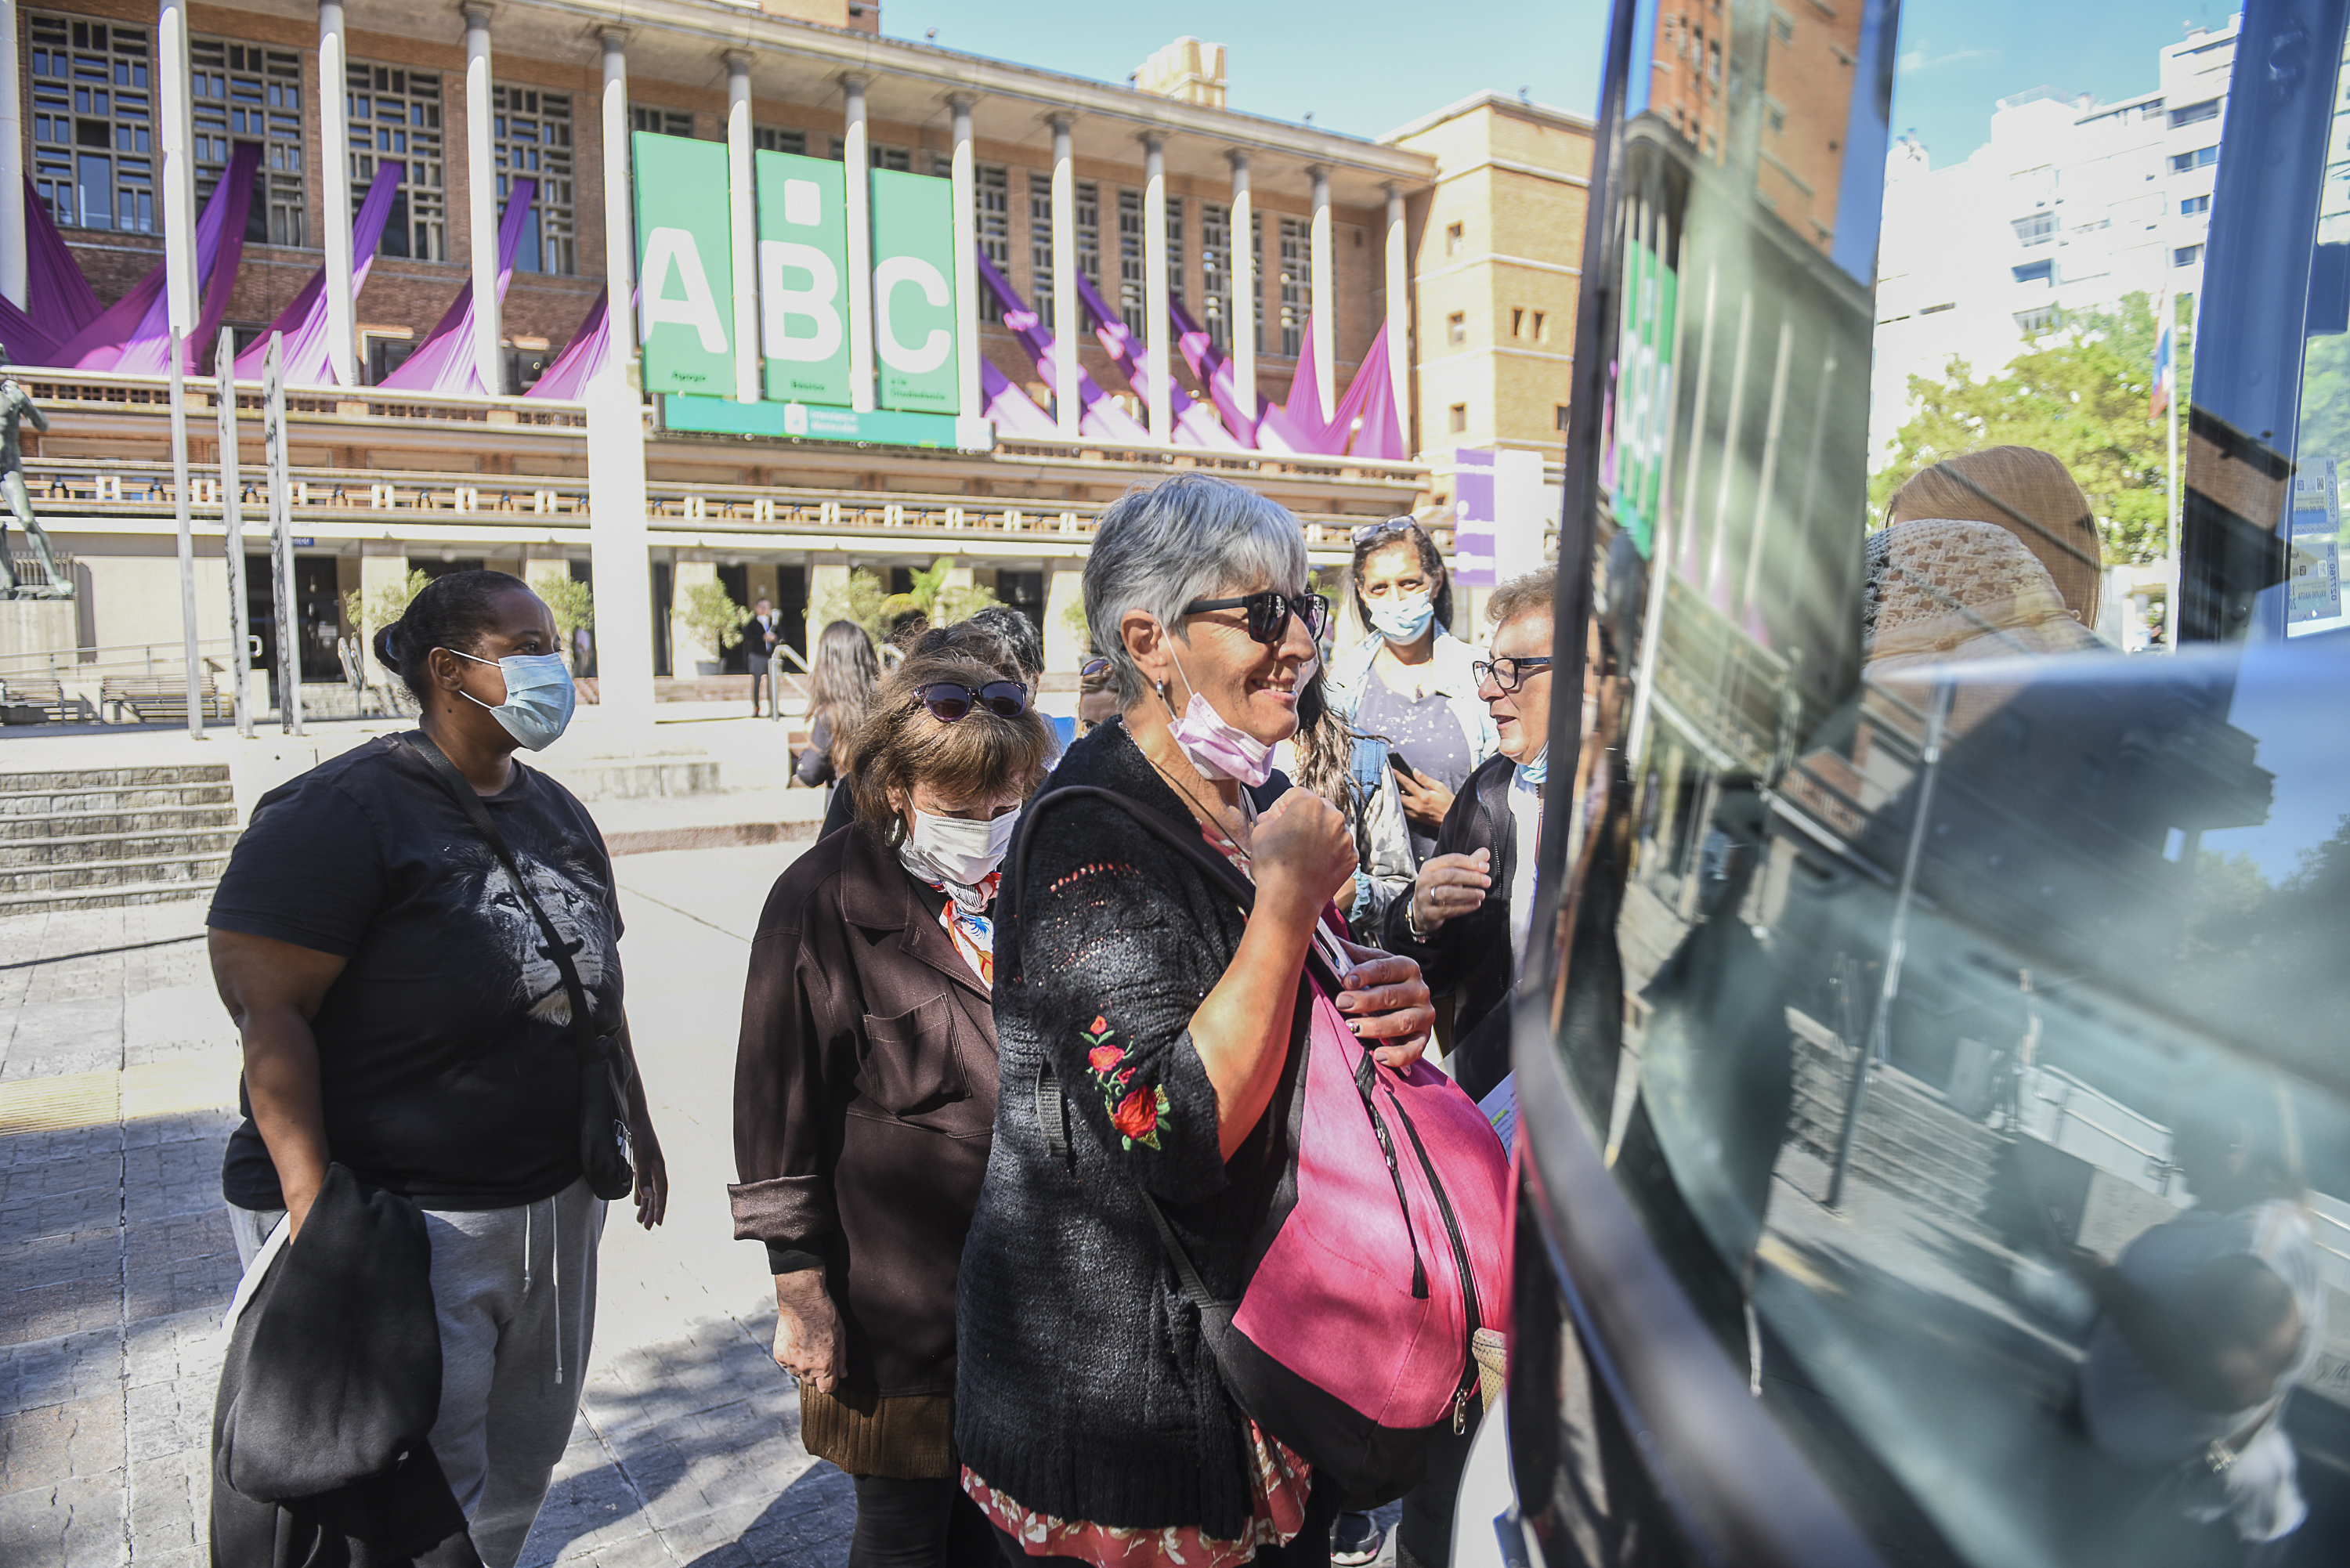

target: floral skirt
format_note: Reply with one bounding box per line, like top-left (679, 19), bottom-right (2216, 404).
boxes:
top-left (964, 1422), bottom-right (1313, 1568)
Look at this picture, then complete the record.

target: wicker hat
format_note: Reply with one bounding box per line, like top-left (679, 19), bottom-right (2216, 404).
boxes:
top-left (1864, 516), bottom-right (2100, 667)
top-left (1887, 446), bottom-right (2102, 627)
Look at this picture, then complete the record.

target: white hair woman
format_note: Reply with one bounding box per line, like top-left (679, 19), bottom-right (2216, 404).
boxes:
top-left (956, 474), bottom-right (1434, 1567)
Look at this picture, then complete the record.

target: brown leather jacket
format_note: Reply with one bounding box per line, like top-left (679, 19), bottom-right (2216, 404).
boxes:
top-left (729, 823), bottom-right (999, 1397)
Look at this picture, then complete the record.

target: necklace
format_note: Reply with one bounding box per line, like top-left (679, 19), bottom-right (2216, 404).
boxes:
top-left (1141, 739), bottom-right (1253, 867)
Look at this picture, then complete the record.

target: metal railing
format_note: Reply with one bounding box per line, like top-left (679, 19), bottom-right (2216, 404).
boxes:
top-left (20, 457), bottom-right (1440, 554)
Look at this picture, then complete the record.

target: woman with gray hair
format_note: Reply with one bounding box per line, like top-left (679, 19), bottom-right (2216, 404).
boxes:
top-left (955, 473), bottom-right (1435, 1566)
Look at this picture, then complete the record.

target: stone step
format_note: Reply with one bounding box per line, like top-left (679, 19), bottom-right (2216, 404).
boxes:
top-left (0, 849), bottom-right (233, 896)
top-left (0, 782), bottom-right (236, 815)
top-left (1792, 1061), bottom-right (2001, 1185)
top-left (0, 765), bottom-right (229, 792)
top-left (0, 829), bottom-right (240, 867)
top-left (0, 881), bottom-right (222, 916)
top-left (0, 806), bottom-right (236, 840)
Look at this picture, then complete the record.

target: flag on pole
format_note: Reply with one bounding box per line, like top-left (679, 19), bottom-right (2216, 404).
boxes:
top-left (2152, 288), bottom-right (2175, 419)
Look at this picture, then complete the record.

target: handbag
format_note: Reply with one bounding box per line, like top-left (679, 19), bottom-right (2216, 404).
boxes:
top-left (403, 735), bottom-right (638, 1202)
top-left (1004, 783), bottom-right (1513, 1496)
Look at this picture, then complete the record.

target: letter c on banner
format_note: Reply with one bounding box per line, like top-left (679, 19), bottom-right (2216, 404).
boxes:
top-left (761, 240), bottom-right (844, 363)
top-left (873, 255), bottom-right (953, 375)
top-left (639, 226), bottom-right (729, 354)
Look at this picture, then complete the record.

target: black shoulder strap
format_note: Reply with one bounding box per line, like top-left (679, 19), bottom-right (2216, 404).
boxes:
top-left (402, 734), bottom-right (604, 1065)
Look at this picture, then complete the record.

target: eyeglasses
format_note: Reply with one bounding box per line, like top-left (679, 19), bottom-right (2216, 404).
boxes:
top-left (1182, 590), bottom-right (1332, 646)
top-left (1471, 656), bottom-right (1554, 692)
top-left (912, 681), bottom-right (1029, 722)
top-left (1353, 518), bottom-right (1420, 545)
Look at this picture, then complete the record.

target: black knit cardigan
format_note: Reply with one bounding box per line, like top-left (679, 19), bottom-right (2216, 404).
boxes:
top-left (955, 718), bottom-right (1298, 1537)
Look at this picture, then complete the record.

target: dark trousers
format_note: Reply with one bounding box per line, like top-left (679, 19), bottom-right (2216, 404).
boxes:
top-left (850, 1475), bottom-right (998, 1568)
top-left (749, 658), bottom-right (775, 717)
top-left (1396, 1405), bottom-right (1480, 1568)
top-left (991, 1483), bottom-right (1336, 1568)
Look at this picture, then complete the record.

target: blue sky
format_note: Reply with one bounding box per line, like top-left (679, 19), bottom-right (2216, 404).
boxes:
top-left (878, 2), bottom-right (2241, 164)
top-left (877, 1), bottom-right (1612, 140)
top-left (1889, 0), bottom-right (2239, 164)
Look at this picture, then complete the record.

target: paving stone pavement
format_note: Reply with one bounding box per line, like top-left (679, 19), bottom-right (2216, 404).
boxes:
top-left (0, 849), bottom-right (859, 1568)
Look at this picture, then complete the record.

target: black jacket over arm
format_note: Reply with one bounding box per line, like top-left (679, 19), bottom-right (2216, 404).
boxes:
top-left (954, 718), bottom-right (1298, 1539)
top-left (1381, 751), bottom-right (1521, 1101)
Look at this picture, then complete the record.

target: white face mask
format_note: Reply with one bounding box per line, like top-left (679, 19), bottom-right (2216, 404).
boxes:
top-left (901, 804), bottom-right (1021, 890)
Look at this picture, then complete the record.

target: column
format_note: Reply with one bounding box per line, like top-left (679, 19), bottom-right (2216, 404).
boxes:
top-left (0, 0), bottom-right (26, 309)
top-left (318, 0), bottom-right (356, 385)
top-left (1309, 164), bottom-right (1334, 424)
top-left (1050, 114), bottom-right (1078, 438)
top-left (156, 0), bottom-right (197, 341)
top-left (950, 95), bottom-right (981, 428)
top-left (1143, 133), bottom-right (1171, 443)
top-left (1228, 150), bottom-right (1256, 421)
top-left (586, 26), bottom-right (656, 730)
top-left (725, 51), bottom-right (757, 403)
top-left (1384, 183), bottom-right (1409, 453)
top-left (843, 73), bottom-right (875, 412)
top-left (464, 4), bottom-right (501, 395)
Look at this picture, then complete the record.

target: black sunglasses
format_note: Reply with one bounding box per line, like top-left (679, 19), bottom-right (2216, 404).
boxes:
top-left (1182, 590), bottom-right (1332, 646)
top-left (1471, 656), bottom-right (1554, 692)
top-left (912, 681), bottom-right (1029, 722)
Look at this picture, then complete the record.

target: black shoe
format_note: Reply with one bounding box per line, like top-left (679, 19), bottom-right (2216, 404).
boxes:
top-left (1331, 1511), bottom-right (1385, 1566)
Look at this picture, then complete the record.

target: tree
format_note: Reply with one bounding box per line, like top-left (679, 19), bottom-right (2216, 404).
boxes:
top-left (676, 578), bottom-right (750, 656)
top-left (343, 568), bottom-right (430, 644)
top-left (533, 575), bottom-right (595, 668)
top-left (1872, 291), bottom-right (2195, 565)
top-left (812, 557), bottom-right (1002, 645)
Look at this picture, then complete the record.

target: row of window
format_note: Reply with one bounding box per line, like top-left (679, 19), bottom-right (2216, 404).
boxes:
top-left (996, 169), bottom-right (1307, 355)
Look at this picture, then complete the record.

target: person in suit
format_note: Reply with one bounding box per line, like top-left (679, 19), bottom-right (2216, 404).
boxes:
top-left (747, 597), bottom-right (786, 718)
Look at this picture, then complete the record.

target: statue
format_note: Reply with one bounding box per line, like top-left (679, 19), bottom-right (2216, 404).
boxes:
top-left (0, 354), bottom-right (67, 599)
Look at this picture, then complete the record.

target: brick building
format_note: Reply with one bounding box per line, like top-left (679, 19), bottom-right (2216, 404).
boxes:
top-left (0, 0), bottom-right (1591, 718)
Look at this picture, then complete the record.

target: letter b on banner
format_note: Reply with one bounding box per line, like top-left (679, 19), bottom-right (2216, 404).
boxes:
top-left (871, 169), bottom-right (959, 414)
top-left (757, 151), bottom-right (852, 406)
top-left (633, 133), bottom-right (732, 395)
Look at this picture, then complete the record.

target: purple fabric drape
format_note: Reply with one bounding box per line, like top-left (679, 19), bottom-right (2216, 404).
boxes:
top-left (0, 179), bottom-right (105, 364)
top-left (1170, 297), bottom-right (1267, 447)
top-left (979, 355), bottom-right (1058, 437)
top-left (1264, 316), bottom-right (1336, 453)
top-left (1067, 271), bottom-right (1242, 449)
top-left (234, 163), bottom-right (403, 384)
top-left (972, 252), bottom-right (1150, 442)
top-left (522, 288), bottom-right (610, 399)
top-left (379, 177), bottom-right (537, 394)
top-left (53, 142), bottom-right (262, 373)
top-left (1323, 323), bottom-right (1405, 461)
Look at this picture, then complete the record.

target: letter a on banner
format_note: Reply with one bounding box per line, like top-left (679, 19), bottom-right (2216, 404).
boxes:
top-left (756, 150), bottom-right (852, 406)
top-left (634, 132), bottom-right (733, 394)
top-left (871, 169), bottom-right (959, 414)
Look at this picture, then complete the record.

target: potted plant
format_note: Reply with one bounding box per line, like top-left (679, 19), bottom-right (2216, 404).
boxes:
top-left (677, 578), bottom-right (749, 677)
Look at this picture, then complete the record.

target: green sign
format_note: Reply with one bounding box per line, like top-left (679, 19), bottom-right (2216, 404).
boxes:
top-left (870, 170), bottom-right (960, 414)
top-left (1608, 237), bottom-right (1676, 558)
top-left (755, 150), bottom-right (852, 406)
top-left (633, 132), bottom-right (733, 396)
top-left (663, 394), bottom-right (989, 451)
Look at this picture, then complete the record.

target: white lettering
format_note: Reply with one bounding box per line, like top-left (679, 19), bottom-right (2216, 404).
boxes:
top-left (638, 226), bottom-right (729, 354)
top-left (761, 240), bottom-right (844, 363)
top-left (873, 255), bottom-right (953, 376)
top-left (783, 179), bottom-right (822, 229)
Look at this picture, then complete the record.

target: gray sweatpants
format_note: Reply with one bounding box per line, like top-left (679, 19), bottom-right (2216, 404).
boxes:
top-left (224, 1179), bottom-right (605, 1568)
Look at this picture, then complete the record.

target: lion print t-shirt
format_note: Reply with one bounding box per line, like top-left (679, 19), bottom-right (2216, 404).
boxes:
top-left (210, 733), bottom-right (623, 1211)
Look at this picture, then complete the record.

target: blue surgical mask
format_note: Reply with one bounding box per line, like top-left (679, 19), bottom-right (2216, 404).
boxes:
top-left (1367, 592), bottom-right (1436, 645)
top-left (447, 649), bottom-right (577, 750)
top-left (1517, 746), bottom-right (1549, 788)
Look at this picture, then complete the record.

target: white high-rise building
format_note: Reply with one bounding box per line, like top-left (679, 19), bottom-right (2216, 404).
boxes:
top-left (1870, 17), bottom-right (2241, 464)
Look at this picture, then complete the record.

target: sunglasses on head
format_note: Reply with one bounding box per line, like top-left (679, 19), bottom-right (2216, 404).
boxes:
top-left (1181, 589), bottom-right (1332, 646)
top-left (1353, 518), bottom-right (1420, 545)
top-left (912, 681), bottom-right (1029, 722)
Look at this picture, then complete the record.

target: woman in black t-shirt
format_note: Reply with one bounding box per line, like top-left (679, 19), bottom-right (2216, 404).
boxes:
top-left (207, 569), bottom-right (667, 1568)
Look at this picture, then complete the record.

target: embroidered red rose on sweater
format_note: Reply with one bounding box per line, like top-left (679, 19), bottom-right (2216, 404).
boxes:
top-left (1079, 1015), bottom-right (1167, 1151)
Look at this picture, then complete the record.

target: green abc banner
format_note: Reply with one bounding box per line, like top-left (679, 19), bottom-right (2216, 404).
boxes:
top-left (632, 132), bottom-right (733, 396)
top-left (754, 150), bottom-right (852, 406)
top-left (870, 169), bottom-right (960, 414)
